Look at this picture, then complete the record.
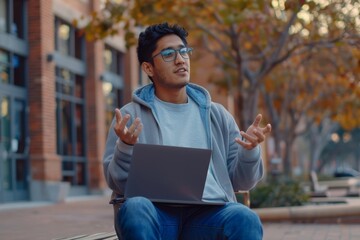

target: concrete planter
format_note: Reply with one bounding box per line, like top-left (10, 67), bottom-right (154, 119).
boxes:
top-left (30, 180), bottom-right (70, 203)
top-left (255, 198), bottom-right (360, 222)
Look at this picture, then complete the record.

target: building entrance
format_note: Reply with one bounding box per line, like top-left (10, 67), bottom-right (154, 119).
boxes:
top-left (0, 86), bottom-right (29, 202)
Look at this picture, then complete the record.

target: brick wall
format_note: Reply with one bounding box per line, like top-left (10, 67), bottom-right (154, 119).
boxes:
top-left (26, 0), bottom-right (135, 194)
top-left (28, 0), bottom-right (60, 181)
top-left (85, 22), bottom-right (107, 191)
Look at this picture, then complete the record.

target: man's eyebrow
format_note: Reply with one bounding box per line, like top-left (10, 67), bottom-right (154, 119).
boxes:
top-left (161, 44), bottom-right (186, 51)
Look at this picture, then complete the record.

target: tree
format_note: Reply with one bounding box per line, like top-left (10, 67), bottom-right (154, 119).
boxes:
top-left (304, 46), bottom-right (360, 174)
top-left (76, 0), bottom-right (360, 176)
top-left (263, 45), bottom-right (360, 175)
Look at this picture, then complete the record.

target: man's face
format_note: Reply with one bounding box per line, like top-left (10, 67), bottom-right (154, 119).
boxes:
top-left (147, 34), bottom-right (191, 89)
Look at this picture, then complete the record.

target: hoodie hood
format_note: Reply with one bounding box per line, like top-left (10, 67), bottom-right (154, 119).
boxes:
top-left (132, 83), bottom-right (211, 109)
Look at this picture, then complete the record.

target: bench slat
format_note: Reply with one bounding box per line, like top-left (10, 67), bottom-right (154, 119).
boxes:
top-left (55, 232), bottom-right (117, 240)
top-left (80, 232), bottom-right (117, 240)
top-left (54, 234), bottom-right (88, 240)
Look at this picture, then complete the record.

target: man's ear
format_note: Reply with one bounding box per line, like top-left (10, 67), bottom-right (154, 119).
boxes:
top-left (141, 62), bottom-right (154, 78)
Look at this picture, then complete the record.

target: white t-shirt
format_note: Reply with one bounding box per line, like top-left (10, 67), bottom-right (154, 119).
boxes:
top-left (154, 96), bottom-right (227, 202)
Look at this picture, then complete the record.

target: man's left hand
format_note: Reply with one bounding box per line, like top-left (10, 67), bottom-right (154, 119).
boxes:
top-left (235, 114), bottom-right (271, 150)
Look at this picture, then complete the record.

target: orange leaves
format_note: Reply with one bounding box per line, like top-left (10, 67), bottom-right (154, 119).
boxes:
top-left (262, 37), bottom-right (360, 130)
top-left (334, 103), bottom-right (360, 131)
top-left (244, 41), bottom-right (252, 50)
top-left (124, 31), bottom-right (137, 49)
top-left (76, 0), bottom-right (360, 132)
top-left (73, 0), bottom-right (131, 42)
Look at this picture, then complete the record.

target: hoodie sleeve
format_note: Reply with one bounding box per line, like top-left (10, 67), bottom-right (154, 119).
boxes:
top-left (102, 113), bottom-right (134, 195)
top-left (222, 107), bottom-right (264, 191)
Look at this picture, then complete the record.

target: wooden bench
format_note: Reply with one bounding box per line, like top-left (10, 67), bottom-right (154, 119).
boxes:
top-left (310, 170), bottom-right (360, 198)
top-left (309, 170), bottom-right (329, 197)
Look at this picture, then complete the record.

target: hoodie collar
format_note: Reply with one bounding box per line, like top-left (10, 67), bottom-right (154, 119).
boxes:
top-left (133, 83), bottom-right (211, 109)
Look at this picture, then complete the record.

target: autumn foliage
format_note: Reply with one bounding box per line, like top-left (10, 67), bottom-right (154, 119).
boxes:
top-left (76, 0), bottom-right (360, 176)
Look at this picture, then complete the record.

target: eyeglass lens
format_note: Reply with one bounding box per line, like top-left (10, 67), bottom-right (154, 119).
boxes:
top-left (161, 48), bottom-right (192, 61)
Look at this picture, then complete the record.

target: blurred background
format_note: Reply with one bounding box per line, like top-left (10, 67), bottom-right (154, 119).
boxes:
top-left (0, 0), bottom-right (359, 210)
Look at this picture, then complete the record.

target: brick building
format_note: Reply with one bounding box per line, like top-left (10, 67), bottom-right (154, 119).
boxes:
top-left (0, 0), bottom-right (147, 203)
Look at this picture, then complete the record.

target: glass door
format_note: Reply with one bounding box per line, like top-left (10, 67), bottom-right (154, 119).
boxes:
top-left (0, 91), bottom-right (29, 202)
top-left (0, 94), bottom-right (12, 201)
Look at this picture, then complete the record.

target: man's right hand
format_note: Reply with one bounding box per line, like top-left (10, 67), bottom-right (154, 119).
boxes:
top-left (113, 108), bottom-right (143, 145)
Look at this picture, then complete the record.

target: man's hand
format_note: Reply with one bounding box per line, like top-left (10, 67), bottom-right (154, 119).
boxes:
top-left (113, 108), bottom-right (143, 145)
top-left (235, 114), bottom-right (271, 150)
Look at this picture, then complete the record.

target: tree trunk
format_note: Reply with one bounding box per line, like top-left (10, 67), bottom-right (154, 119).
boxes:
top-left (282, 139), bottom-right (293, 178)
top-left (308, 120), bottom-right (339, 173)
top-left (230, 83), bottom-right (260, 135)
top-left (234, 91), bottom-right (245, 131)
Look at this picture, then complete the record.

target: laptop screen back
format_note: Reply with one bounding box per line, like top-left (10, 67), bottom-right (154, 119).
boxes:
top-left (125, 143), bottom-right (212, 204)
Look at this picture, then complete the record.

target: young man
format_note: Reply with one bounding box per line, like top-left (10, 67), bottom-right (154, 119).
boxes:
top-left (103, 22), bottom-right (271, 240)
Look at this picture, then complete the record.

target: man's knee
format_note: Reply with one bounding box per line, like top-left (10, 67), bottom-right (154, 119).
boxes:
top-left (118, 196), bottom-right (154, 220)
top-left (116, 197), bottom-right (160, 239)
top-left (224, 203), bottom-right (263, 239)
top-left (234, 204), bottom-right (260, 223)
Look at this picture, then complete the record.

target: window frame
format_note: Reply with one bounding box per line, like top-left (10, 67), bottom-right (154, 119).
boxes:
top-left (54, 17), bottom-right (84, 60)
top-left (0, 0), bottom-right (27, 39)
top-left (102, 45), bottom-right (124, 136)
top-left (55, 66), bottom-right (87, 187)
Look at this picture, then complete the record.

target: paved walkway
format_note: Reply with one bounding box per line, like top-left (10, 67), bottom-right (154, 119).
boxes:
top-left (1, 195), bottom-right (360, 240)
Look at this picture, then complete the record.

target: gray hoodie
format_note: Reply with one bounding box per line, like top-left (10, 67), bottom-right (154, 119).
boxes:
top-left (103, 83), bottom-right (264, 202)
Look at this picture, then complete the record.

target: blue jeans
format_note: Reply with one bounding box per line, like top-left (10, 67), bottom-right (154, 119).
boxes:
top-left (115, 197), bottom-right (263, 240)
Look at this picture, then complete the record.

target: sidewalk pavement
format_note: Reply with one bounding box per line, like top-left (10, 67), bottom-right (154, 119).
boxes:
top-left (1, 195), bottom-right (360, 240)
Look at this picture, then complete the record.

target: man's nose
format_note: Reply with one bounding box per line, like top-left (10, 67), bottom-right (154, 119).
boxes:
top-left (174, 52), bottom-right (185, 64)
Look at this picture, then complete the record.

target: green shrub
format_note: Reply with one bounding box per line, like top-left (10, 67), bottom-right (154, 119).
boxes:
top-left (246, 179), bottom-right (310, 208)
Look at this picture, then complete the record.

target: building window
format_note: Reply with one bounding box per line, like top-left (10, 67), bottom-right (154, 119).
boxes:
top-left (0, 0), bottom-right (6, 33)
top-left (0, 49), bottom-right (9, 84)
top-left (0, 48), bottom-right (25, 86)
top-left (103, 45), bottom-right (124, 134)
top-left (55, 67), bottom-right (86, 186)
top-left (54, 16), bottom-right (86, 188)
top-left (54, 17), bottom-right (84, 60)
top-left (0, 0), bottom-right (26, 38)
top-left (104, 45), bottom-right (123, 75)
top-left (102, 81), bottom-right (123, 131)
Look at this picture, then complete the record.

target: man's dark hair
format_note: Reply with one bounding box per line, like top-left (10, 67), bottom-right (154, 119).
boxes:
top-left (137, 22), bottom-right (188, 65)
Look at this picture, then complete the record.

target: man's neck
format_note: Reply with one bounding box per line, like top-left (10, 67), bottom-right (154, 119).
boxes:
top-left (154, 87), bottom-right (188, 104)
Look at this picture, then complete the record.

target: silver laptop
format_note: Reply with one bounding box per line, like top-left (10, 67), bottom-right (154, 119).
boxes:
top-left (124, 143), bottom-right (224, 205)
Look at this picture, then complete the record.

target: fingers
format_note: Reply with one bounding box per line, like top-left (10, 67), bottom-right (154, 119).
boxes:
top-left (113, 109), bottom-right (143, 145)
top-left (114, 108), bottom-right (130, 133)
top-left (127, 117), bottom-right (139, 135)
top-left (262, 124), bottom-right (272, 135)
top-left (253, 129), bottom-right (265, 143)
top-left (251, 114), bottom-right (271, 136)
top-left (252, 114), bottom-right (262, 128)
top-left (237, 115), bottom-right (271, 150)
top-left (126, 118), bottom-right (143, 144)
top-left (118, 114), bottom-right (130, 132)
top-left (237, 131), bottom-right (261, 150)
top-left (131, 120), bottom-right (143, 139)
top-left (128, 118), bottom-right (142, 138)
top-left (235, 136), bottom-right (254, 150)
top-left (114, 108), bottom-right (122, 122)
top-left (114, 109), bottom-right (130, 136)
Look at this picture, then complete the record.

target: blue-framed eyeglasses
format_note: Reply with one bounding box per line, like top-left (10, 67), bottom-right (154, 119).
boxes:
top-left (151, 47), bottom-right (193, 62)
